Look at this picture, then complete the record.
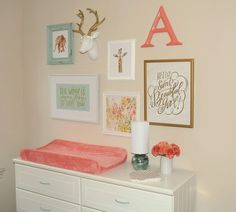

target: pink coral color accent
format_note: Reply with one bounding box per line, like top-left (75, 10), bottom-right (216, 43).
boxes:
top-left (171, 144), bottom-right (181, 156)
top-left (151, 141), bottom-right (181, 159)
top-left (20, 139), bottom-right (127, 174)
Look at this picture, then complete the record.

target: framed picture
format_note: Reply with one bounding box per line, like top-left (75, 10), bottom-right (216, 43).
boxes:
top-left (108, 39), bottom-right (135, 80)
top-left (103, 92), bottom-right (140, 136)
top-left (144, 59), bottom-right (194, 128)
top-left (48, 74), bottom-right (99, 123)
top-left (47, 23), bottom-right (74, 65)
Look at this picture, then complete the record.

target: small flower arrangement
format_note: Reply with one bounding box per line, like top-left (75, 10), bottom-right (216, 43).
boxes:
top-left (151, 141), bottom-right (181, 159)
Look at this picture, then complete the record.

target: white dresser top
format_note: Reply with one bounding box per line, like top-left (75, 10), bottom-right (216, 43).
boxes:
top-left (13, 158), bottom-right (195, 196)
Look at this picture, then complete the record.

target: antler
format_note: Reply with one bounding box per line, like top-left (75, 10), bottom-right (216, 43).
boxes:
top-left (87, 8), bottom-right (105, 36)
top-left (73, 9), bottom-right (85, 36)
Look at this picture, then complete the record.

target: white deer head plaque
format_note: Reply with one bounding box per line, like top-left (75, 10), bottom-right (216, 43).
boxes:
top-left (73, 8), bottom-right (105, 60)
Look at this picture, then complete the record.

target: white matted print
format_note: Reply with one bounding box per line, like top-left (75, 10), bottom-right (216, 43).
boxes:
top-left (52, 30), bottom-right (69, 59)
top-left (108, 39), bottom-right (135, 80)
top-left (144, 59), bottom-right (194, 128)
top-left (103, 92), bottom-right (140, 136)
top-left (49, 74), bottom-right (99, 123)
top-left (47, 23), bottom-right (74, 65)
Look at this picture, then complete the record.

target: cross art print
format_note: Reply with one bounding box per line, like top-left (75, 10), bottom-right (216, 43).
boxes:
top-left (107, 40), bottom-right (135, 80)
top-left (144, 59), bottom-right (194, 128)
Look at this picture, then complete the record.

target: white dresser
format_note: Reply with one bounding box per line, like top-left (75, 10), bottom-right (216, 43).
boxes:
top-left (14, 158), bottom-right (195, 212)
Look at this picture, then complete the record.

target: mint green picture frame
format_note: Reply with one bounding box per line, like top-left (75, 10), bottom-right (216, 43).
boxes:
top-left (47, 23), bottom-right (74, 65)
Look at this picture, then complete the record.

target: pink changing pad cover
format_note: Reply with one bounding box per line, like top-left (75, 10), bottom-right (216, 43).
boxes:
top-left (20, 139), bottom-right (127, 174)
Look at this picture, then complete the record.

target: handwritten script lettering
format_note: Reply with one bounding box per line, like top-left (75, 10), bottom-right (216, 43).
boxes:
top-left (148, 71), bottom-right (188, 115)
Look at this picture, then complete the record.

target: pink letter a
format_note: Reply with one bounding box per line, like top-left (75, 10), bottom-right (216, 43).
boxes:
top-left (141, 6), bottom-right (182, 47)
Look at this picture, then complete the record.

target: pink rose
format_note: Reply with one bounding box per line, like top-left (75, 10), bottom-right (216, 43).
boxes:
top-left (171, 144), bottom-right (181, 156)
top-left (152, 141), bottom-right (181, 158)
top-left (166, 147), bottom-right (174, 159)
top-left (151, 144), bottom-right (160, 156)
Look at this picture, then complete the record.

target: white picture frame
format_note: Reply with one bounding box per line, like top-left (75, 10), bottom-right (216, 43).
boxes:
top-left (103, 91), bottom-right (140, 136)
top-left (108, 39), bottom-right (135, 80)
top-left (48, 74), bottom-right (99, 123)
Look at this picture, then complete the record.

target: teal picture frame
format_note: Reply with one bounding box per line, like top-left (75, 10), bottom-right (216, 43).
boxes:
top-left (47, 23), bottom-right (74, 65)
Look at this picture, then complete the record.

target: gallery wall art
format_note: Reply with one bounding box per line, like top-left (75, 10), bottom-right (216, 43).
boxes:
top-left (144, 59), bottom-right (194, 128)
top-left (103, 92), bottom-right (140, 136)
top-left (47, 23), bottom-right (74, 65)
top-left (107, 39), bottom-right (135, 80)
top-left (49, 74), bottom-right (99, 123)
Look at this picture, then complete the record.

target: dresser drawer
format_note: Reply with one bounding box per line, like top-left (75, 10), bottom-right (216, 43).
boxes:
top-left (81, 207), bottom-right (101, 212)
top-left (81, 179), bottom-right (173, 212)
top-left (15, 164), bottom-right (80, 204)
top-left (16, 189), bottom-right (80, 212)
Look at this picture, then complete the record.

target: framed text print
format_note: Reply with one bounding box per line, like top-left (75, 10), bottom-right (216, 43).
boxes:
top-left (47, 23), bottom-right (74, 65)
top-left (144, 59), bottom-right (194, 128)
top-left (48, 74), bottom-right (99, 123)
top-left (103, 92), bottom-right (140, 136)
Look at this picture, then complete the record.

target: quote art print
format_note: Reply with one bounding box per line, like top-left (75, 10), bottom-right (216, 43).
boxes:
top-left (144, 59), bottom-right (194, 128)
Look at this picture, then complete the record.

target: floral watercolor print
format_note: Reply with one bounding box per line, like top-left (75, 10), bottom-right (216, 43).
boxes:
top-left (144, 59), bottom-right (194, 128)
top-left (103, 93), bottom-right (140, 136)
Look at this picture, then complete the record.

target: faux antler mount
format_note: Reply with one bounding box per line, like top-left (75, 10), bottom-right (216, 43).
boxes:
top-left (73, 9), bottom-right (85, 36)
top-left (73, 8), bottom-right (105, 36)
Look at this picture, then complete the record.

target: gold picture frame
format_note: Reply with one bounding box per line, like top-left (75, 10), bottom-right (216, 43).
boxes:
top-left (144, 59), bottom-right (194, 128)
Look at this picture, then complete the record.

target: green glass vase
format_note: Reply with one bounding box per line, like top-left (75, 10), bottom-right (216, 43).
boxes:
top-left (131, 154), bottom-right (149, 170)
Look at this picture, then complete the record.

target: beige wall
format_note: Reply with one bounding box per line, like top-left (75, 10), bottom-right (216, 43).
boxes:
top-left (0, 0), bottom-right (25, 211)
top-left (3, 0), bottom-right (235, 211)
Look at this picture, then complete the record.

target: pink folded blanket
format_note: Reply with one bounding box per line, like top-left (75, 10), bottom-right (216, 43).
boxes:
top-left (20, 139), bottom-right (127, 174)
